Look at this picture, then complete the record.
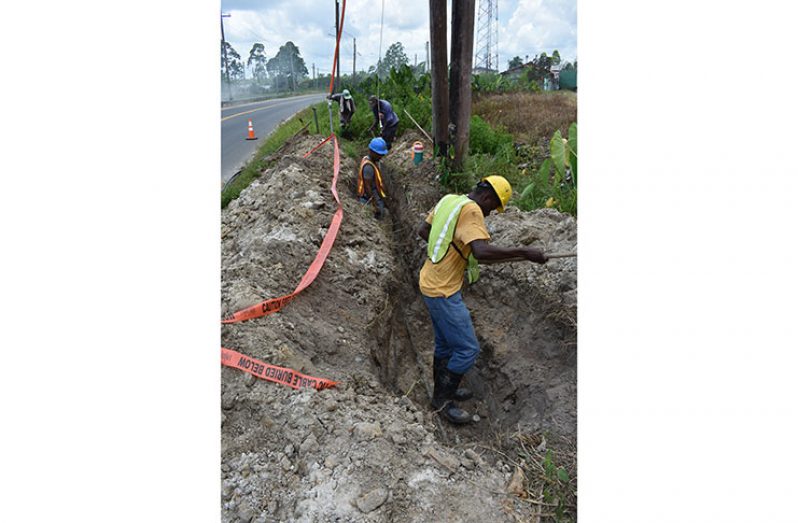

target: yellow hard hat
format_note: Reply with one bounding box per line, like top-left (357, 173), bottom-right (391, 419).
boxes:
top-left (481, 175), bottom-right (512, 212)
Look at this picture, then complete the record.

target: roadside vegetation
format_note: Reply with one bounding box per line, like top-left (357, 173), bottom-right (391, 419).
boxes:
top-left (224, 61), bottom-right (577, 216)
top-left (338, 65), bottom-right (577, 216)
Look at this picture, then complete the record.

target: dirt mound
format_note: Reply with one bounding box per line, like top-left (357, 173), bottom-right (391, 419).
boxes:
top-left (221, 131), bottom-right (576, 522)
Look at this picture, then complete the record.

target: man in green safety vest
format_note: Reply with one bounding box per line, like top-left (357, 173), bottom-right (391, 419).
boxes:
top-left (416, 176), bottom-right (549, 425)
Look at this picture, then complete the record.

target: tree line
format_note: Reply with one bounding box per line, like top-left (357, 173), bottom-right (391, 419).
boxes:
top-left (221, 40), bottom-right (425, 94)
top-left (222, 40), bottom-right (576, 97)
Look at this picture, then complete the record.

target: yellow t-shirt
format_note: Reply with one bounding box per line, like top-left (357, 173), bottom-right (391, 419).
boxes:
top-left (419, 200), bottom-right (490, 298)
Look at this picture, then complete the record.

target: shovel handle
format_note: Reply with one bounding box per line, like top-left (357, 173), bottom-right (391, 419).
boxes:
top-left (485, 252), bottom-right (576, 264)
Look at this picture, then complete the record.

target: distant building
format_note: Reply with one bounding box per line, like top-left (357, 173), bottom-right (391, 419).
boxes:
top-left (500, 61), bottom-right (532, 81)
top-left (559, 68), bottom-right (577, 91)
top-left (500, 60), bottom-right (575, 91)
top-left (473, 66), bottom-right (499, 75)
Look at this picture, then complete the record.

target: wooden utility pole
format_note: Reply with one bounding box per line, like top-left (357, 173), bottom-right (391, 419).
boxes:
top-left (426, 41), bottom-right (430, 73)
top-left (335, 0), bottom-right (341, 92)
top-left (221, 13), bottom-right (232, 101)
top-left (353, 38), bottom-right (357, 84)
top-left (449, 0), bottom-right (476, 170)
top-left (429, 1), bottom-right (448, 157)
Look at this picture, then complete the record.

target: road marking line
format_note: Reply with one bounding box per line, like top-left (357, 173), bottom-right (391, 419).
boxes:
top-left (221, 95), bottom-right (323, 122)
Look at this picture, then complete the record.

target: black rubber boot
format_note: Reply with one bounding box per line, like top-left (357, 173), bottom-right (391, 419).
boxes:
top-left (433, 357), bottom-right (473, 401)
top-left (431, 368), bottom-right (472, 425)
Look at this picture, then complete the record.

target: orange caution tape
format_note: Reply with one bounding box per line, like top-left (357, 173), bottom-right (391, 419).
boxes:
top-left (222, 134), bottom-right (343, 324)
top-left (222, 5), bottom-right (347, 392)
top-left (221, 348), bottom-right (338, 390)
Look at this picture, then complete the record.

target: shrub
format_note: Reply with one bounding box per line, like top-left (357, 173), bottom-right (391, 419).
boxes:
top-left (516, 123), bottom-right (577, 216)
top-left (469, 115), bottom-right (513, 155)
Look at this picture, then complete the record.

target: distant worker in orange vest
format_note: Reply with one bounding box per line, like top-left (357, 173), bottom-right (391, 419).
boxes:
top-left (357, 137), bottom-right (389, 220)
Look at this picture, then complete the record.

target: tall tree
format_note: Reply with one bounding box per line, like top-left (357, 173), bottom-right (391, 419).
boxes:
top-left (266, 41), bottom-right (308, 90)
top-left (508, 56), bottom-right (523, 69)
top-left (248, 43), bottom-right (268, 84)
top-left (552, 49), bottom-right (561, 65)
top-left (534, 52), bottom-right (552, 70)
top-left (221, 42), bottom-right (242, 81)
top-left (525, 51), bottom-right (552, 84)
top-left (378, 42), bottom-right (409, 78)
top-left (229, 60), bottom-right (244, 80)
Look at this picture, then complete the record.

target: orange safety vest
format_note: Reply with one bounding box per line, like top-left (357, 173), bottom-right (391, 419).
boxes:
top-left (357, 157), bottom-right (386, 199)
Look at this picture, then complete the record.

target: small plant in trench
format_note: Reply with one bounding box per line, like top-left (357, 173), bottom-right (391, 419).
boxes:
top-left (515, 433), bottom-right (577, 523)
top-left (540, 450), bottom-right (574, 522)
top-left (438, 115), bottom-right (516, 193)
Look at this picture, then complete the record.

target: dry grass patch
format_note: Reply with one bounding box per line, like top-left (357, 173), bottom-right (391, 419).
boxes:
top-left (473, 91), bottom-right (577, 148)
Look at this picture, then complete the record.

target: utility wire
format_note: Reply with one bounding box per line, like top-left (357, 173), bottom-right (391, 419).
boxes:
top-left (376, 0), bottom-right (385, 131)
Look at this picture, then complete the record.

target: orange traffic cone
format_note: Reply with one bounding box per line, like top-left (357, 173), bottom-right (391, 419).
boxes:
top-left (246, 119), bottom-right (257, 140)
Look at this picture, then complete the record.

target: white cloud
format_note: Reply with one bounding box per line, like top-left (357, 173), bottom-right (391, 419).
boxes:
top-left (220, 0), bottom-right (576, 76)
top-left (501, 0), bottom-right (577, 66)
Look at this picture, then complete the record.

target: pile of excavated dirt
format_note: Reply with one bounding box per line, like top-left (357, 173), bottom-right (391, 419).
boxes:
top-left (221, 131), bottom-right (577, 522)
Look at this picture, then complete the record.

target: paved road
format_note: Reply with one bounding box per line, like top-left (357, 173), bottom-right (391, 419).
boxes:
top-left (221, 93), bottom-right (327, 185)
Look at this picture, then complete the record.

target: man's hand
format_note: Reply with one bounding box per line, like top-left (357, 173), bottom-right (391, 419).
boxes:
top-left (417, 221), bottom-right (432, 243)
top-left (523, 247), bottom-right (548, 264)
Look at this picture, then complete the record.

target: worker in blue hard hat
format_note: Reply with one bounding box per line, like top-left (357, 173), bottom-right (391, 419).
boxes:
top-left (357, 137), bottom-right (389, 219)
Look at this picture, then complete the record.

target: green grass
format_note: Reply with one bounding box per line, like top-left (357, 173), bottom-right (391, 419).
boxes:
top-left (221, 102), bottom-right (328, 208)
top-left (438, 92), bottom-right (577, 216)
top-left (338, 138), bottom-right (362, 161)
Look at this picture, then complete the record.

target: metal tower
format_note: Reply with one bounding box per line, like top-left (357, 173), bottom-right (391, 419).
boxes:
top-left (474, 0), bottom-right (499, 73)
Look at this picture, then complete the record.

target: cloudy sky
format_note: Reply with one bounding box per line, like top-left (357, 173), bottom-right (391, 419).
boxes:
top-left (220, 0), bottom-right (576, 77)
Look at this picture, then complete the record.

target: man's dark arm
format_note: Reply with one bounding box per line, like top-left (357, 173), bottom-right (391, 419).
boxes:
top-left (417, 221), bottom-right (432, 243)
top-left (469, 239), bottom-right (547, 264)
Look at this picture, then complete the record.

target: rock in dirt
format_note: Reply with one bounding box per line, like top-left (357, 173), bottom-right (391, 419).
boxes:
top-left (426, 447), bottom-right (460, 471)
top-left (237, 505), bottom-right (256, 522)
top-left (353, 421), bottom-right (382, 440)
top-left (507, 466), bottom-right (527, 498)
top-left (221, 392), bottom-right (236, 410)
top-left (356, 487), bottom-right (389, 513)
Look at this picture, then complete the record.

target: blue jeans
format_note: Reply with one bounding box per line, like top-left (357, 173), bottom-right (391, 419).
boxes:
top-left (422, 291), bottom-right (480, 374)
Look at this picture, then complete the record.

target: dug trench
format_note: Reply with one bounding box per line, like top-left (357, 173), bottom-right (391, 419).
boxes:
top-left (220, 131), bottom-right (576, 523)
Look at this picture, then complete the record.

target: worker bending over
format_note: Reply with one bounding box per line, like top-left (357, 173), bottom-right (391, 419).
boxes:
top-left (417, 176), bottom-right (548, 425)
top-left (327, 89), bottom-right (356, 137)
top-left (368, 95), bottom-right (400, 150)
